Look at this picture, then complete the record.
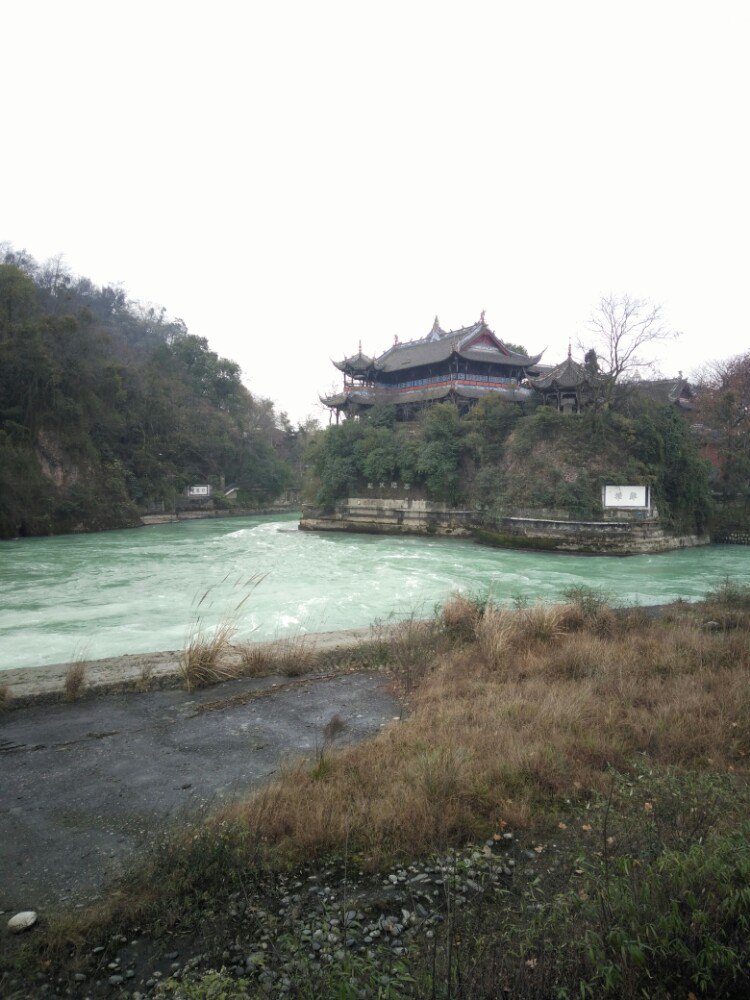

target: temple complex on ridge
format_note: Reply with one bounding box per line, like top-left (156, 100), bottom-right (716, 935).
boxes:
top-left (320, 313), bottom-right (695, 422)
top-left (321, 314), bottom-right (545, 421)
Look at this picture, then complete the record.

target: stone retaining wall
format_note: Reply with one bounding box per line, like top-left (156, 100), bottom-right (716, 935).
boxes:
top-left (484, 516), bottom-right (709, 555)
top-left (300, 499), bottom-right (474, 536)
top-left (300, 500), bottom-right (709, 554)
top-left (713, 529), bottom-right (750, 545)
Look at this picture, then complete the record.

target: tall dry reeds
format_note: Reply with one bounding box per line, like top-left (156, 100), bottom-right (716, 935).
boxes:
top-left (181, 620), bottom-right (238, 691)
top-left (181, 572), bottom-right (267, 690)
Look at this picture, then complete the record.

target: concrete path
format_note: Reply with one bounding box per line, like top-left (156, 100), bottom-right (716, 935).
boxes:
top-left (0, 670), bottom-right (399, 912)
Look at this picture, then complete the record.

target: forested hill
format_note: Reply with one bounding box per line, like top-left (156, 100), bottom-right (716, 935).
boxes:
top-left (0, 247), bottom-right (304, 539)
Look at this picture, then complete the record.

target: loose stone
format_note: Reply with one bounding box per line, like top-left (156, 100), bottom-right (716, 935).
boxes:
top-left (7, 911), bottom-right (38, 934)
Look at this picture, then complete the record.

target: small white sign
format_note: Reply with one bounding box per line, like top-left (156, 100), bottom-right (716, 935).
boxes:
top-left (603, 485), bottom-right (649, 509)
top-left (188, 485), bottom-right (210, 497)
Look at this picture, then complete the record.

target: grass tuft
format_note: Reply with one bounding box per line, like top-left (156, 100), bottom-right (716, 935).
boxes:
top-left (63, 660), bottom-right (87, 702)
top-left (181, 620), bottom-right (238, 691)
top-left (236, 632), bottom-right (317, 678)
top-left (441, 592), bottom-right (483, 640)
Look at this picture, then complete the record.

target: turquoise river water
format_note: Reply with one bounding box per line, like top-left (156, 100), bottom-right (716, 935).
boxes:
top-left (1, 513), bottom-right (749, 670)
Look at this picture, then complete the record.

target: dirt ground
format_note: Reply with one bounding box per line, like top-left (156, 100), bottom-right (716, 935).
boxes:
top-left (0, 670), bottom-right (399, 912)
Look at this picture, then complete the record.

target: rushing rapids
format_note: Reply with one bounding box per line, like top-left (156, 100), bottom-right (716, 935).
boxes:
top-left (1, 513), bottom-right (748, 670)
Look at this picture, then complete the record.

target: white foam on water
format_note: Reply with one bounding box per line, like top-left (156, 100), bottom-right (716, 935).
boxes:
top-left (1, 513), bottom-right (749, 670)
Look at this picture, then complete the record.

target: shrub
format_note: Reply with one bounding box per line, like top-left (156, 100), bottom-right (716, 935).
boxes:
top-left (441, 592), bottom-right (482, 640)
top-left (705, 577), bottom-right (750, 610)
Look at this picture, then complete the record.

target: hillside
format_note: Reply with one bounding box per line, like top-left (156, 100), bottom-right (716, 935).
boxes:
top-left (306, 396), bottom-right (711, 535)
top-left (0, 248), bottom-right (302, 539)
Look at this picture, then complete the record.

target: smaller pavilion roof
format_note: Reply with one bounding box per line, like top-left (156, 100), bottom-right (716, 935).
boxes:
top-left (332, 344), bottom-right (376, 374)
top-left (530, 351), bottom-right (603, 391)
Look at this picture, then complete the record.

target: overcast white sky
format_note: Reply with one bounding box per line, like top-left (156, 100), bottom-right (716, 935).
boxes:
top-left (3, 1), bottom-right (749, 423)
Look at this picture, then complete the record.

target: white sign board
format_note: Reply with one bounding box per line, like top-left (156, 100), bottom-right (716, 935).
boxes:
top-left (188, 485), bottom-right (210, 496)
top-left (603, 485), bottom-right (649, 509)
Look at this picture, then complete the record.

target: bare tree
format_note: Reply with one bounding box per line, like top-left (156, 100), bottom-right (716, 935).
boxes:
top-left (582, 294), bottom-right (679, 399)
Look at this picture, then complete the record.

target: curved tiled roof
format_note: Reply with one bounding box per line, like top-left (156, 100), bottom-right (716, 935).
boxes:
top-left (373, 318), bottom-right (542, 373)
top-left (333, 317), bottom-right (542, 376)
top-left (531, 354), bottom-right (603, 391)
top-left (332, 349), bottom-right (376, 373)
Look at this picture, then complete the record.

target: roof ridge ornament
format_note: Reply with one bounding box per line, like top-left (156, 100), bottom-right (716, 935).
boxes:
top-left (480, 309), bottom-right (486, 324)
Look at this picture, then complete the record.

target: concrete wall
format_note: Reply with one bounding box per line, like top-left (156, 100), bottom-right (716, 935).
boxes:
top-left (487, 516), bottom-right (708, 555)
top-left (300, 498), bottom-right (474, 536)
top-left (300, 499), bottom-right (709, 554)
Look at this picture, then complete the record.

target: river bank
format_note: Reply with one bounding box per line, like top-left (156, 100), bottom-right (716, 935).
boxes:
top-left (3, 590), bottom-right (749, 999)
top-left (140, 504), bottom-right (298, 527)
top-left (300, 500), bottom-right (711, 554)
top-left (0, 626), bottom-right (379, 709)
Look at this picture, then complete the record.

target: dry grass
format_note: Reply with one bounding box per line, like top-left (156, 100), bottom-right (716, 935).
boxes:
top-left (225, 603), bottom-right (750, 866)
top-left (63, 660), bottom-right (87, 702)
top-left (136, 662), bottom-right (154, 692)
top-left (236, 632), bottom-right (317, 678)
top-left (180, 620), bottom-right (239, 691)
top-left (0, 683), bottom-right (10, 710)
top-left (441, 592), bottom-right (482, 640)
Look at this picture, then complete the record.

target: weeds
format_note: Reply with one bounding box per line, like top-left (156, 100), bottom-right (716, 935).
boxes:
top-left (63, 660), bottom-right (87, 702)
top-left (236, 632), bottom-right (317, 678)
top-left (561, 582), bottom-right (613, 616)
top-left (420, 769), bottom-right (750, 1000)
top-left (0, 683), bottom-right (10, 710)
top-left (441, 592), bottom-right (485, 641)
top-left (389, 616), bottom-right (443, 692)
top-left (705, 576), bottom-right (750, 610)
top-left (136, 661), bottom-right (154, 692)
top-left (181, 620), bottom-right (238, 691)
top-left (182, 573), bottom-right (267, 690)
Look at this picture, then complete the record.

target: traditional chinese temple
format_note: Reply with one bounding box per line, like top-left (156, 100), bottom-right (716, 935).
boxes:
top-left (321, 314), bottom-right (544, 421)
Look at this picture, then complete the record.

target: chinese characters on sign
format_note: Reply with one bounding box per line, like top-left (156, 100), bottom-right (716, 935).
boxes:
top-left (603, 485), bottom-right (649, 509)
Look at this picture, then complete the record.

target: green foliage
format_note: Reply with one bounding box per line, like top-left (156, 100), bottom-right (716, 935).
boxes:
top-left (633, 405), bottom-right (711, 533)
top-left (310, 403), bottom-right (468, 508)
top-left (308, 392), bottom-right (711, 532)
top-left (416, 404), bottom-right (464, 503)
top-left (0, 250), bottom-right (298, 537)
top-left (572, 829), bottom-right (750, 997)
top-left (465, 395), bottom-right (521, 463)
top-left (697, 351), bottom-right (750, 503)
top-left (308, 419), bottom-right (364, 510)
